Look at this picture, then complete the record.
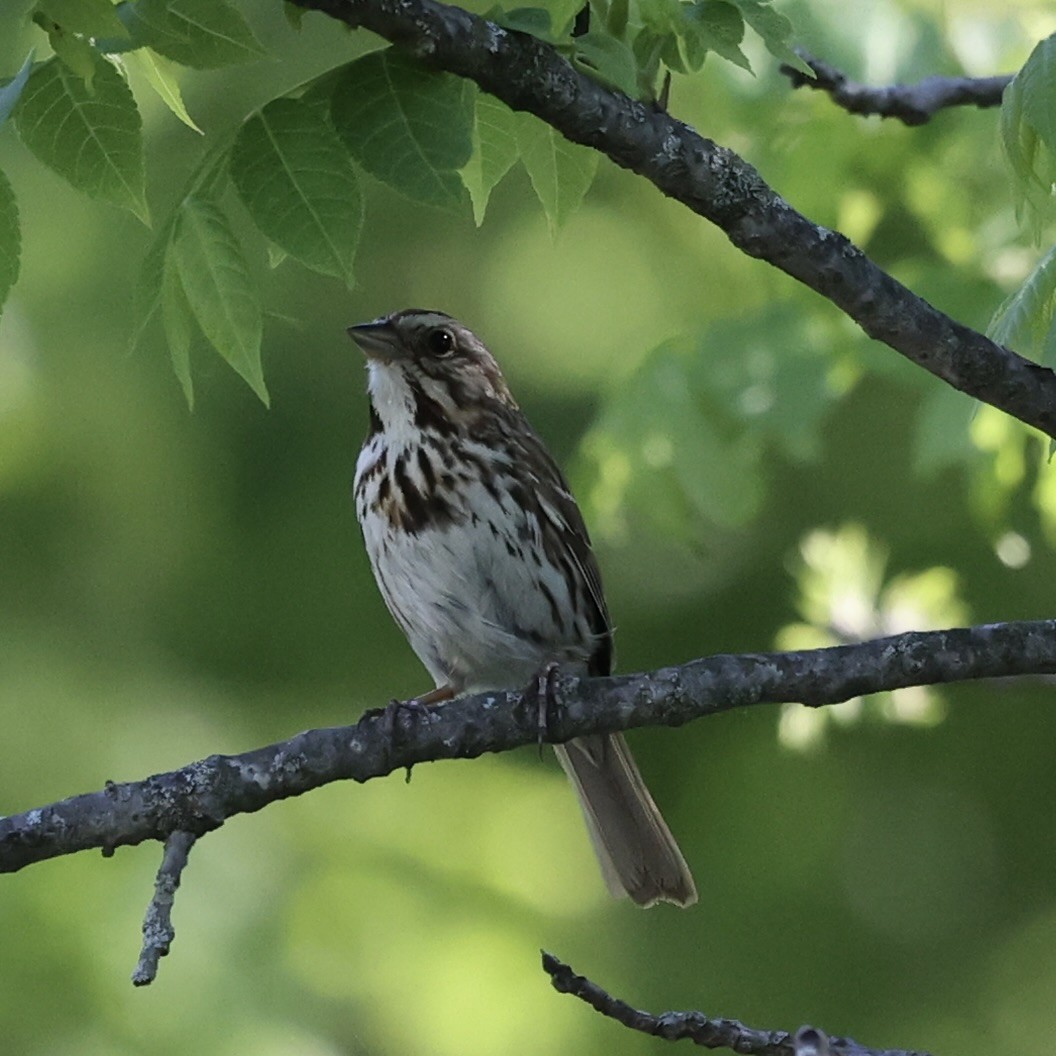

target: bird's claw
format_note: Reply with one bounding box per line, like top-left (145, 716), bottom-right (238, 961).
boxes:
top-left (531, 661), bottom-right (562, 759)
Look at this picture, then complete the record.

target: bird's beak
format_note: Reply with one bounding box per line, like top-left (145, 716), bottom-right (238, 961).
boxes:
top-left (347, 318), bottom-right (402, 361)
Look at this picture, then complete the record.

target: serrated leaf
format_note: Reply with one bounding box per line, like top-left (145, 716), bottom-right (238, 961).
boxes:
top-left (684, 1), bottom-right (750, 73)
top-left (161, 251), bottom-right (195, 408)
top-left (732, 0), bottom-right (809, 74)
top-left (0, 51), bottom-right (35, 128)
top-left (131, 212), bottom-right (175, 354)
top-left (232, 97), bottom-right (362, 286)
top-left (0, 169), bottom-right (21, 318)
top-left (119, 0), bottom-right (266, 69)
top-left (173, 196), bottom-right (267, 404)
top-left (460, 92), bottom-right (519, 225)
top-left (331, 49), bottom-right (473, 208)
top-left (124, 47), bottom-right (202, 133)
top-left (1019, 35), bottom-right (1056, 159)
top-left (516, 113), bottom-right (598, 235)
top-left (132, 144), bottom-right (234, 358)
top-left (1000, 71), bottom-right (1032, 184)
top-left (573, 32), bottom-right (639, 96)
top-left (14, 55), bottom-right (148, 223)
top-left (988, 244), bottom-right (1056, 359)
top-left (37, 0), bottom-right (129, 37)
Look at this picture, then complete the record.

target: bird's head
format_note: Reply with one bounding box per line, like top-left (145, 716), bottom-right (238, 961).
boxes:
top-left (348, 310), bottom-right (517, 435)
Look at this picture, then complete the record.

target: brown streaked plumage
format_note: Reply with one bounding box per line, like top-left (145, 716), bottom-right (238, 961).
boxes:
top-left (351, 308), bottom-right (697, 908)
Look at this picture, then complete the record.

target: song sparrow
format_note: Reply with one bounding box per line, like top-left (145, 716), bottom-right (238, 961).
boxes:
top-left (350, 308), bottom-right (697, 908)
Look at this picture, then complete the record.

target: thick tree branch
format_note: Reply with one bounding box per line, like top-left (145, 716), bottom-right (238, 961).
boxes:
top-left (3, 620), bottom-right (1056, 875)
top-left (291, 0), bottom-right (1056, 442)
top-left (542, 952), bottom-right (931, 1056)
top-left (782, 52), bottom-right (1011, 125)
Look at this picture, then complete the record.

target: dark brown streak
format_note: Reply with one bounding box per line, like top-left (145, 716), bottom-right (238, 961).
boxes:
top-left (412, 385), bottom-right (455, 435)
top-left (392, 453), bottom-right (428, 532)
top-left (416, 445), bottom-right (437, 492)
top-left (366, 404), bottom-right (383, 438)
top-left (538, 580), bottom-right (565, 635)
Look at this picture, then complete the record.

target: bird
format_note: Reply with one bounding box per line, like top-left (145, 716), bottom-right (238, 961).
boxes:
top-left (350, 308), bottom-right (697, 907)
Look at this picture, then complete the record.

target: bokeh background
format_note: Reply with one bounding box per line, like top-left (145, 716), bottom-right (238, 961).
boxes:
top-left (3, 0), bottom-right (1056, 1053)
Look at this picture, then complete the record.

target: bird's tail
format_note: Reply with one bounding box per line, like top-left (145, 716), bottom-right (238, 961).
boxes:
top-left (554, 732), bottom-right (697, 907)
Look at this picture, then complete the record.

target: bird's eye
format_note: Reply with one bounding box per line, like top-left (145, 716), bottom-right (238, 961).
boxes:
top-left (428, 329), bottom-right (455, 357)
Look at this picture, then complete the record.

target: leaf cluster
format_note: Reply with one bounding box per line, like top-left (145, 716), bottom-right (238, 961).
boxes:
top-left (4, 0), bottom-right (753, 401)
top-left (491, 0), bottom-right (806, 99)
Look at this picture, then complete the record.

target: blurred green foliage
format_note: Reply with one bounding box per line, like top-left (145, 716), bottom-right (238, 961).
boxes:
top-left (3, 1), bottom-right (1056, 1055)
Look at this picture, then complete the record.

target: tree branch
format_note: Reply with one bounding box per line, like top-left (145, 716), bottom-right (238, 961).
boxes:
top-left (541, 952), bottom-right (932, 1056)
top-left (781, 52), bottom-right (1011, 125)
top-left (131, 830), bottom-right (197, 986)
top-left (4, 620), bottom-right (1056, 876)
top-left (290, 0), bottom-right (1056, 442)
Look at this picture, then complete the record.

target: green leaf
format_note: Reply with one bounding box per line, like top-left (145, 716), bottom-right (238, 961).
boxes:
top-left (47, 26), bottom-right (100, 86)
top-left (732, 0), bottom-right (810, 74)
top-left (124, 47), bottom-right (202, 133)
top-left (683, 1), bottom-right (750, 73)
top-left (1018, 35), bottom-right (1056, 159)
top-left (132, 142), bottom-right (235, 360)
top-left (231, 97), bottom-right (362, 286)
top-left (120, 0), bottom-right (267, 69)
top-left (36, 0), bottom-right (129, 38)
top-left (1001, 35), bottom-right (1056, 227)
top-left (631, 27), bottom-right (665, 88)
top-left (283, 1), bottom-right (305, 30)
top-left (0, 51), bottom-right (35, 129)
top-left (988, 244), bottom-right (1056, 360)
top-left (331, 49), bottom-right (474, 208)
top-left (460, 92), bottom-right (519, 225)
top-left (1001, 71), bottom-right (1034, 186)
top-left (489, 6), bottom-right (556, 39)
top-left (173, 197), bottom-right (267, 404)
top-left (131, 212), bottom-right (175, 354)
top-left (516, 113), bottom-right (599, 235)
top-left (161, 251), bottom-right (195, 408)
top-left (638, 0), bottom-right (681, 33)
top-left (0, 169), bottom-right (21, 318)
top-left (14, 55), bottom-right (148, 223)
top-left (606, 0), bottom-right (629, 39)
top-left (573, 32), bottom-right (639, 96)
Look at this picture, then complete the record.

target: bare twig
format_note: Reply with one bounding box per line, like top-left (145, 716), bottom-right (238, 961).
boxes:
top-left (3, 620), bottom-right (1056, 876)
top-left (131, 830), bottom-right (197, 985)
top-left (290, 0), bottom-right (1056, 442)
top-left (781, 51), bottom-right (1011, 125)
top-left (542, 952), bottom-right (932, 1056)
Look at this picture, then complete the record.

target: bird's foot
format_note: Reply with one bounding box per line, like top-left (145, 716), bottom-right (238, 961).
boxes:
top-left (529, 661), bottom-right (563, 758)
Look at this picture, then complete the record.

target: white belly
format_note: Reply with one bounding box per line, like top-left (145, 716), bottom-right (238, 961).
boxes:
top-left (355, 437), bottom-right (592, 693)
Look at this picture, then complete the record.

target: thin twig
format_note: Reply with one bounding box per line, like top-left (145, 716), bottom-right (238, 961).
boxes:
top-left (541, 952), bottom-right (932, 1056)
top-left (782, 51), bottom-right (1011, 125)
top-left (131, 830), bottom-right (197, 986)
